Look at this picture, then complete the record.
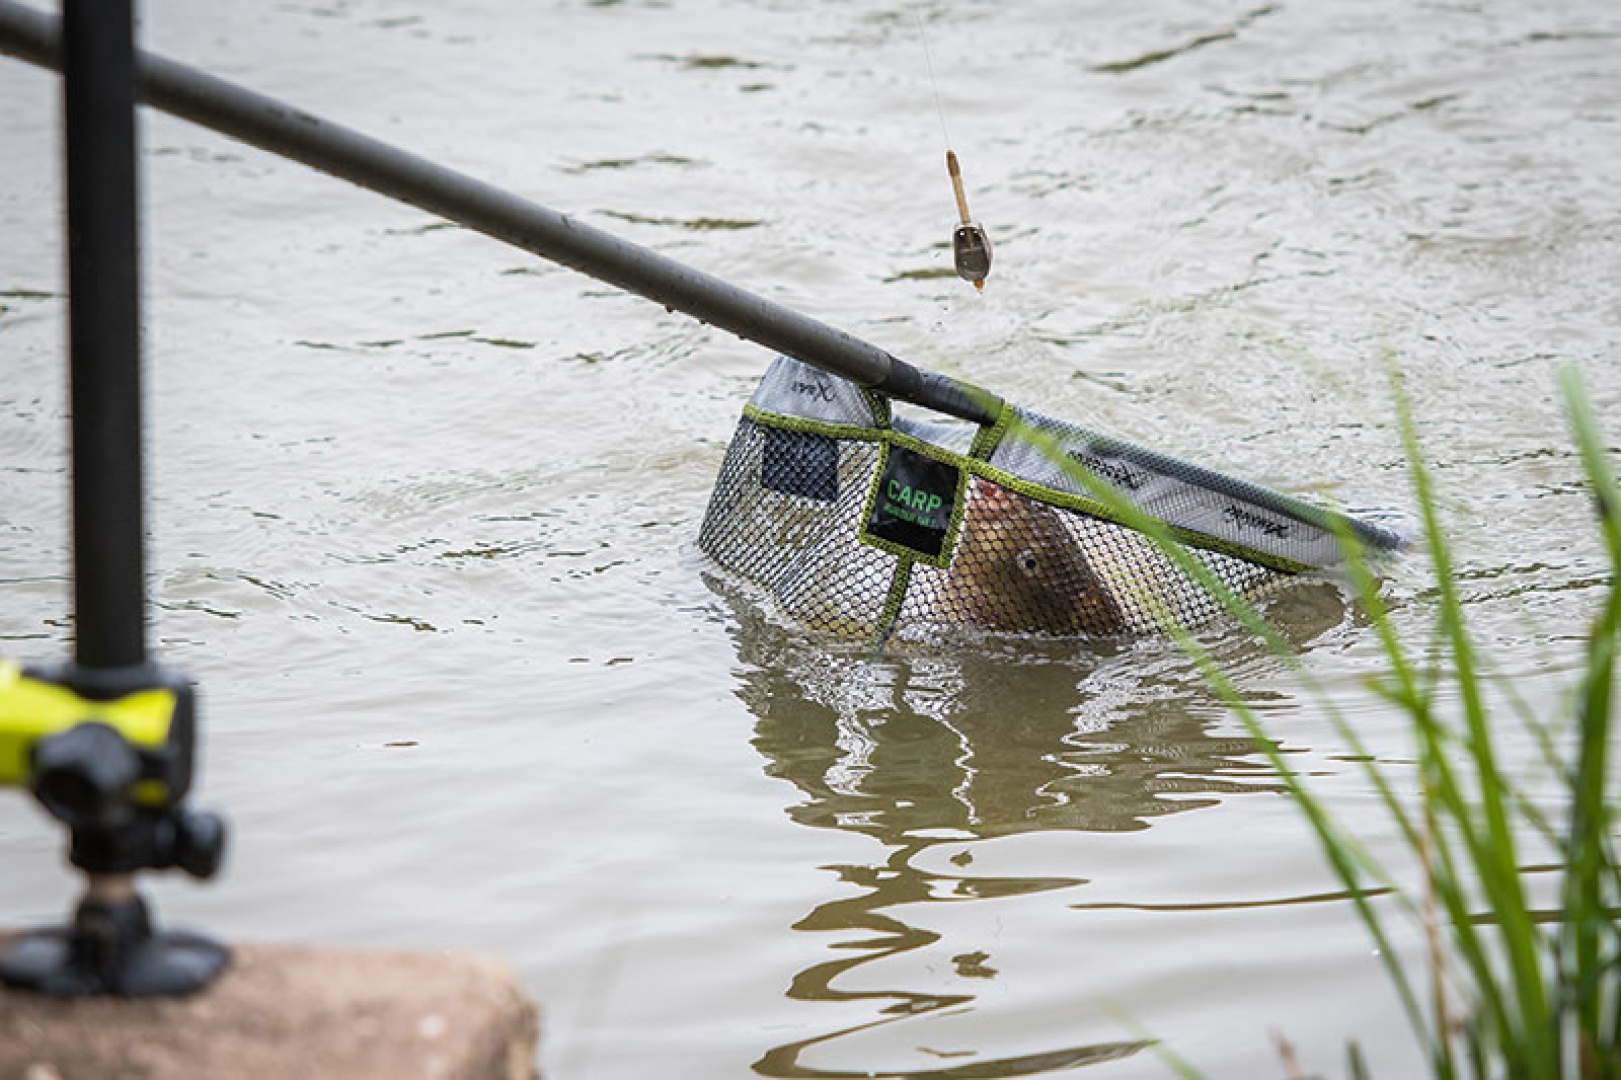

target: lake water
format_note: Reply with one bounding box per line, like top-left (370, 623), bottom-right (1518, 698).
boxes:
top-left (2, 1), bottom-right (1619, 1077)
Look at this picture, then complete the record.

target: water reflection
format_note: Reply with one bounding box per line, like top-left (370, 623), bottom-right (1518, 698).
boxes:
top-left (721, 579), bottom-right (1347, 1079)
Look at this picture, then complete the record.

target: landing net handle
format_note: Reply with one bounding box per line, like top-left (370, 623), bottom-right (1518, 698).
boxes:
top-left (0, 0), bottom-right (1001, 428)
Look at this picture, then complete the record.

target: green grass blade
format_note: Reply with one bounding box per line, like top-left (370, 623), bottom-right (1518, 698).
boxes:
top-left (1390, 361), bottom-right (1558, 1072)
top-left (1559, 367), bottom-right (1621, 1072)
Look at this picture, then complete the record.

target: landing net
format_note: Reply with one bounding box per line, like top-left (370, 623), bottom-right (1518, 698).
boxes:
top-left (699, 357), bottom-right (1401, 643)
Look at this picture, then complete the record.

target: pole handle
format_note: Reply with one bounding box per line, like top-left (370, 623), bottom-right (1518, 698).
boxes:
top-left (0, 0), bottom-right (1004, 427)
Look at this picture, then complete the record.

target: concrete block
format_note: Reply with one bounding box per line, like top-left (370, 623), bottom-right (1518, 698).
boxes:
top-left (0, 933), bottom-right (540, 1080)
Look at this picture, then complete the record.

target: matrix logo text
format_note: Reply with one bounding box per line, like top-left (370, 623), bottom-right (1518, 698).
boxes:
top-left (1067, 450), bottom-right (1144, 492)
top-left (1223, 504), bottom-right (1289, 538)
top-left (791, 377), bottom-right (834, 403)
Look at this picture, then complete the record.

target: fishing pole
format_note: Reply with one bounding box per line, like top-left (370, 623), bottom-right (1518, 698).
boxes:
top-left (0, 0), bottom-right (1002, 427)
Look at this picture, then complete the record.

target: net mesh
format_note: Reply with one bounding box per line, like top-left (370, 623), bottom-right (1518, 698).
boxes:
top-left (699, 358), bottom-right (1397, 643)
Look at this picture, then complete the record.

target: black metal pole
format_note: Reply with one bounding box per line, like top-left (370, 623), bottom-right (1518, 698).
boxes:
top-left (0, 0), bottom-right (1001, 427)
top-left (59, 0), bottom-right (146, 674)
top-left (1, 8), bottom-right (229, 999)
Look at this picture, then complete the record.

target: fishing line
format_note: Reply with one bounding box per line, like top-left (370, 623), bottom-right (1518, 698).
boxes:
top-left (915, 7), bottom-right (992, 291)
top-left (915, 10), bottom-right (952, 148)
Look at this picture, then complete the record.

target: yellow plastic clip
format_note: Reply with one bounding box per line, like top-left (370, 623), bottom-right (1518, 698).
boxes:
top-left (0, 660), bottom-right (179, 792)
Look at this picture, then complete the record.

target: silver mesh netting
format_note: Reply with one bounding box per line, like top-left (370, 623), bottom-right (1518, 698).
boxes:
top-left (699, 358), bottom-right (1398, 644)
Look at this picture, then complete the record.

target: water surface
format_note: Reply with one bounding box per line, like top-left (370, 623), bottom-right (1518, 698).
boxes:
top-left (2, 1), bottom-right (1618, 1077)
